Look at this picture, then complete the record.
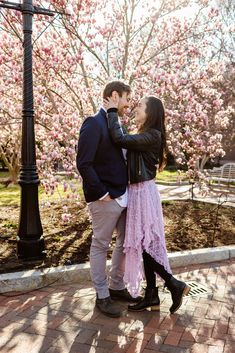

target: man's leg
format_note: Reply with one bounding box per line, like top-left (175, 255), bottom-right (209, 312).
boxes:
top-left (89, 200), bottom-right (124, 299)
top-left (109, 205), bottom-right (141, 302)
top-left (109, 205), bottom-right (126, 290)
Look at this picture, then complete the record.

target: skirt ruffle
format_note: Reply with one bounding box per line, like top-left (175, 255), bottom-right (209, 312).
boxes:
top-left (124, 179), bottom-right (171, 297)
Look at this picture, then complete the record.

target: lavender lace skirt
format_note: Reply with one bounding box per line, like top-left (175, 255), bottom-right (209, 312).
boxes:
top-left (124, 179), bottom-right (172, 297)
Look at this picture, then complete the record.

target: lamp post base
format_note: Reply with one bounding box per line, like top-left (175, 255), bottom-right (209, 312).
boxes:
top-left (17, 237), bottom-right (46, 261)
top-left (17, 175), bottom-right (45, 261)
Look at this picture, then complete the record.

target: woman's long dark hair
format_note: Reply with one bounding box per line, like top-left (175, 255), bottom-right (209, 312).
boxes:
top-left (139, 96), bottom-right (167, 171)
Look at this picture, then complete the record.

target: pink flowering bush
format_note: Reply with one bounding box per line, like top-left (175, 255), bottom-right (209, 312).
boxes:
top-left (0, 0), bottom-right (234, 191)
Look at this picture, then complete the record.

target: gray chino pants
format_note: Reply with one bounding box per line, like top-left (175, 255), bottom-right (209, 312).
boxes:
top-left (88, 199), bottom-right (127, 299)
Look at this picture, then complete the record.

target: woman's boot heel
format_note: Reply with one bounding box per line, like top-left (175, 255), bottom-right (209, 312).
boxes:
top-left (166, 277), bottom-right (190, 314)
top-left (183, 285), bottom-right (191, 296)
top-left (150, 304), bottom-right (160, 311)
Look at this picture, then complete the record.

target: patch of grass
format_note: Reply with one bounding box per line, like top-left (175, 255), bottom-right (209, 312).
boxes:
top-left (38, 182), bottom-right (83, 203)
top-left (0, 184), bottom-right (20, 206)
top-left (156, 170), bottom-right (187, 182)
top-left (53, 235), bottom-right (61, 242)
top-left (0, 180), bottom-right (83, 207)
top-left (193, 202), bottom-right (202, 209)
top-left (0, 171), bottom-right (10, 179)
top-left (161, 200), bottom-right (173, 206)
top-left (2, 221), bottom-right (18, 229)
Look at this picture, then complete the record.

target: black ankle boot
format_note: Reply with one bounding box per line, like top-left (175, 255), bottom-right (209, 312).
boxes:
top-left (128, 287), bottom-right (160, 312)
top-left (166, 277), bottom-right (190, 314)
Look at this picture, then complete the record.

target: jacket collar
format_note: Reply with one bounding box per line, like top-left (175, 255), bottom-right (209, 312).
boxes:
top-left (99, 107), bottom-right (107, 118)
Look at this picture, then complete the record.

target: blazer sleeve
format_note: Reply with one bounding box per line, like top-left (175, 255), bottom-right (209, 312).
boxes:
top-left (107, 110), bottom-right (161, 151)
top-left (76, 117), bottom-right (108, 199)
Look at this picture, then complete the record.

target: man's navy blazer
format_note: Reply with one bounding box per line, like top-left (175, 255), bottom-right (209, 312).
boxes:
top-left (76, 108), bottom-right (128, 203)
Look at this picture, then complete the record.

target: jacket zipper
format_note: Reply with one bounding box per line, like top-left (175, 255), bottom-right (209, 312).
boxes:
top-left (138, 155), bottom-right (141, 175)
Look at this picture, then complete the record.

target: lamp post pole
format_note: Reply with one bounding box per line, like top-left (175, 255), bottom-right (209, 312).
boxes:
top-left (0, 0), bottom-right (59, 260)
top-left (17, 0), bottom-right (44, 260)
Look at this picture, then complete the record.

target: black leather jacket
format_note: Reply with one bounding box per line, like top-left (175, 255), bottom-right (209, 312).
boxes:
top-left (107, 109), bottom-right (161, 184)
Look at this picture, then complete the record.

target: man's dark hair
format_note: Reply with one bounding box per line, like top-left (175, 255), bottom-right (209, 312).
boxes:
top-left (103, 81), bottom-right (131, 99)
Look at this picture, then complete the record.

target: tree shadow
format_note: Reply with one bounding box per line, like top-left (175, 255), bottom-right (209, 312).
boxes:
top-left (1, 259), bottom-right (233, 353)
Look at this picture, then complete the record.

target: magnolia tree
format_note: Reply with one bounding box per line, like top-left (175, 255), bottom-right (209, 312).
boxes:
top-left (0, 24), bottom-right (22, 183)
top-left (0, 0), bottom-right (234, 191)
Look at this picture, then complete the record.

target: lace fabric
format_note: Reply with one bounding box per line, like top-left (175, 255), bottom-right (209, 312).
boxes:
top-left (124, 179), bottom-right (172, 297)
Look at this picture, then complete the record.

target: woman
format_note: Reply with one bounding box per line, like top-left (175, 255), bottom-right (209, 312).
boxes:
top-left (104, 95), bottom-right (190, 314)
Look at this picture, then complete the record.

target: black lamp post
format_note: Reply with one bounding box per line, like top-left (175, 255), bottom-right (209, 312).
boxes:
top-left (0, 0), bottom-right (59, 260)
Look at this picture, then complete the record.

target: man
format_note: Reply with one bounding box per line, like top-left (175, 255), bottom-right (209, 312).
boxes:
top-left (76, 81), bottom-right (140, 318)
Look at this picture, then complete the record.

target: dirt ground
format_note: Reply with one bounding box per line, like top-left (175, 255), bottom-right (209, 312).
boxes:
top-left (0, 200), bottom-right (234, 274)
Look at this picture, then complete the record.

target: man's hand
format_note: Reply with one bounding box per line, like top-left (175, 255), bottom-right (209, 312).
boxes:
top-left (102, 194), bottom-right (112, 202)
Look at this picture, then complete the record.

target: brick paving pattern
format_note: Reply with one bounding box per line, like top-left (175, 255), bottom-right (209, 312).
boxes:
top-left (0, 259), bottom-right (234, 353)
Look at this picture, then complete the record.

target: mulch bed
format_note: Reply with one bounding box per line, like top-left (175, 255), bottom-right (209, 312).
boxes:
top-left (0, 200), bottom-right (234, 274)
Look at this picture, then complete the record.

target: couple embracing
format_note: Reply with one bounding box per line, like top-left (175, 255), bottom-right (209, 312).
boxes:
top-left (76, 81), bottom-right (190, 318)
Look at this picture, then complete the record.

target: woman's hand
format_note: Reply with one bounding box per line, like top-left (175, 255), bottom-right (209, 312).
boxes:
top-left (103, 96), bottom-right (119, 110)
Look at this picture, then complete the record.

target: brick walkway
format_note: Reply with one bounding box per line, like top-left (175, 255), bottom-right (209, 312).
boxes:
top-left (0, 259), bottom-right (234, 353)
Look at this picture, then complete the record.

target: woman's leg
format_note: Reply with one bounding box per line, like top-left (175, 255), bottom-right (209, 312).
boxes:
top-left (143, 251), bottom-right (190, 314)
top-left (128, 251), bottom-right (190, 313)
top-left (143, 251), bottom-right (172, 284)
top-left (142, 251), bottom-right (156, 288)
top-left (128, 251), bottom-right (160, 311)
